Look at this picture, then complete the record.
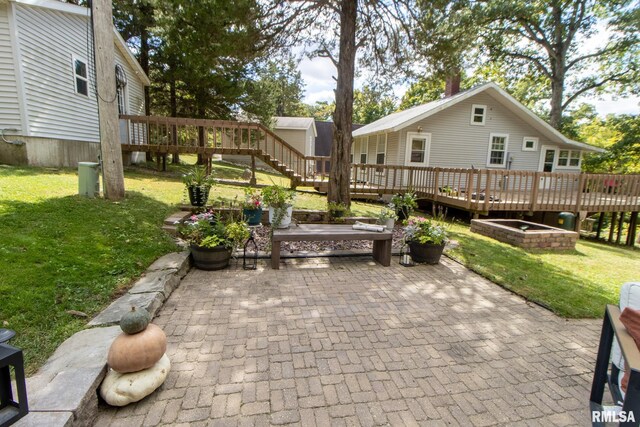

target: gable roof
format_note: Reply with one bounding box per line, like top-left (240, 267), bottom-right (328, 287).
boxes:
top-left (11, 0), bottom-right (150, 86)
top-left (274, 117), bottom-right (317, 137)
top-left (354, 82), bottom-right (603, 153)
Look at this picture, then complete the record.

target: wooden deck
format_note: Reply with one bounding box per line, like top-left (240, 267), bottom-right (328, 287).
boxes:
top-left (119, 115), bottom-right (640, 216)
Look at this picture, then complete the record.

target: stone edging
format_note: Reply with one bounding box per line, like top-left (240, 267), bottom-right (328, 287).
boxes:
top-left (15, 251), bottom-right (191, 427)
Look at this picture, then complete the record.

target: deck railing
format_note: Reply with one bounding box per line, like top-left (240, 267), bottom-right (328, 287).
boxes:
top-left (120, 115), bottom-right (640, 214)
top-left (305, 157), bottom-right (640, 213)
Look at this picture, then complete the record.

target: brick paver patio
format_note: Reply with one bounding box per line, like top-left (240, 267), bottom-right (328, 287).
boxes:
top-left (96, 256), bottom-right (601, 426)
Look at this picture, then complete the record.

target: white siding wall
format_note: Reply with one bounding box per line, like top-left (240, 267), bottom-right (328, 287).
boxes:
top-left (0, 2), bottom-right (22, 131)
top-left (14, 4), bottom-right (146, 142)
top-left (15, 3), bottom-right (100, 141)
top-left (273, 128), bottom-right (306, 154)
top-left (393, 92), bottom-right (579, 173)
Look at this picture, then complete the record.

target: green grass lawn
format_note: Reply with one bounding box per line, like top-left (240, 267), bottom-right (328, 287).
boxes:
top-left (445, 221), bottom-right (639, 318)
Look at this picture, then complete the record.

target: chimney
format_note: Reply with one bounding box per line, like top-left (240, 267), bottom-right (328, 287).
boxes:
top-left (444, 73), bottom-right (461, 97)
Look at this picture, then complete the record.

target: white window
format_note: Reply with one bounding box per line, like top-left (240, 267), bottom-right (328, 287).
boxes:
top-left (470, 104), bottom-right (486, 126)
top-left (73, 55), bottom-right (89, 96)
top-left (487, 133), bottom-right (509, 167)
top-left (376, 134), bottom-right (386, 165)
top-left (115, 64), bottom-right (128, 115)
top-left (557, 150), bottom-right (581, 168)
top-left (522, 136), bottom-right (538, 151)
top-left (405, 132), bottom-right (430, 165)
top-left (360, 138), bottom-right (368, 164)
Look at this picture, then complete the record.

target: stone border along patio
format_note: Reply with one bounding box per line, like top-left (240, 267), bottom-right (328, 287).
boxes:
top-left (14, 251), bottom-right (192, 427)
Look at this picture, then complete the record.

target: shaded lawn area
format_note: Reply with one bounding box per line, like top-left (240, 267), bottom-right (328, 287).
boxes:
top-left (0, 166), bottom-right (178, 374)
top-left (445, 221), bottom-right (639, 318)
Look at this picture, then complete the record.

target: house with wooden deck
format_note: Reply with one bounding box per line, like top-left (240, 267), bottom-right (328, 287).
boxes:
top-left (351, 82), bottom-right (603, 187)
top-left (0, 0), bottom-right (149, 167)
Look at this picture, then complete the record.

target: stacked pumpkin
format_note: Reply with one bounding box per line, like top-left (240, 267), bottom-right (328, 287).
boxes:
top-left (99, 307), bottom-right (171, 406)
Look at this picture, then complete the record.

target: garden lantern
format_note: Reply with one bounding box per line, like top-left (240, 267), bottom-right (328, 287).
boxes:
top-left (243, 231), bottom-right (258, 270)
top-left (399, 242), bottom-right (415, 267)
top-left (0, 332), bottom-right (28, 426)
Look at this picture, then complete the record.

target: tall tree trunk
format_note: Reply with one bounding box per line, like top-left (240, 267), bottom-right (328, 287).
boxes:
top-left (328, 0), bottom-right (357, 207)
top-left (170, 78), bottom-right (180, 164)
top-left (139, 8), bottom-right (154, 163)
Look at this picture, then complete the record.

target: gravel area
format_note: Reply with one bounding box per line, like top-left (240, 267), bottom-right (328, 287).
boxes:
top-left (250, 224), bottom-right (405, 253)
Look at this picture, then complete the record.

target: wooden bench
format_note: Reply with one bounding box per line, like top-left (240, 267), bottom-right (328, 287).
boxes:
top-left (271, 224), bottom-right (393, 270)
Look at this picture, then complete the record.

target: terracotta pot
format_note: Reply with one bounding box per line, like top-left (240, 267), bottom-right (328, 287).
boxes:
top-left (187, 186), bottom-right (210, 207)
top-left (190, 244), bottom-right (231, 270)
top-left (408, 241), bottom-right (445, 264)
top-left (243, 208), bottom-right (263, 226)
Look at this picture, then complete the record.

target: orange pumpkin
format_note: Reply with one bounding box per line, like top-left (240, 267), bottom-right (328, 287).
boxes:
top-left (107, 323), bottom-right (167, 373)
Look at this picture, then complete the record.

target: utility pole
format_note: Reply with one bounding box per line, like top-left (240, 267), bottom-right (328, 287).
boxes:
top-left (92, 0), bottom-right (125, 200)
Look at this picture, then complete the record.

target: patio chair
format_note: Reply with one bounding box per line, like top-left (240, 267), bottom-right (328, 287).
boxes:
top-left (590, 282), bottom-right (640, 426)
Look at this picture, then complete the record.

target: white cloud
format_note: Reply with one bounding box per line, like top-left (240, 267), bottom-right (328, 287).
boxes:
top-left (590, 96), bottom-right (640, 116)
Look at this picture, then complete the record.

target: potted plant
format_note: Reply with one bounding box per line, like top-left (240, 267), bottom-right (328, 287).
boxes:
top-left (182, 166), bottom-right (215, 207)
top-left (377, 205), bottom-right (398, 230)
top-left (177, 211), bottom-right (250, 270)
top-left (402, 216), bottom-right (449, 264)
top-left (327, 201), bottom-right (350, 221)
top-left (262, 184), bottom-right (296, 229)
top-left (391, 191), bottom-right (418, 221)
top-left (242, 188), bottom-right (263, 226)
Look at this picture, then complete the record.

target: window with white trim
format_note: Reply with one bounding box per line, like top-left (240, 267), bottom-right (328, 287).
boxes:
top-left (557, 150), bottom-right (581, 168)
top-left (410, 137), bottom-right (426, 163)
top-left (376, 134), bottom-right (386, 164)
top-left (360, 138), bottom-right (368, 163)
top-left (487, 133), bottom-right (508, 167)
top-left (522, 136), bottom-right (538, 151)
top-left (73, 56), bottom-right (88, 96)
top-left (470, 104), bottom-right (486, 126)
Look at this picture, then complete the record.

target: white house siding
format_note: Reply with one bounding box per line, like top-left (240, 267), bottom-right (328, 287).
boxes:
top-left (273, 128), bottom-right (306, 155)
top-left (394, 92), bottom-right (579, 174)
top-left (15, 3), bottom-right (101, 142)
top-left (0, 2), bottom-right (22, 132)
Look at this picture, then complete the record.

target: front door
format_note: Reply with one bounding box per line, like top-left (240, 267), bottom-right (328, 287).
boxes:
top-left (539, 146), bottom-right (557, 189)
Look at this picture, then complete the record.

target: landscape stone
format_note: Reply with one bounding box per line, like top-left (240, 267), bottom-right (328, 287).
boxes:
top-left (128, 269), bottom-right (179, 299)
top-left (100, 354), bottom-right (171, 406)
top-left (14, 411), bottom-right (73, 427)
top-left (147, 251), bottom-right (191, 277)
top-left (25, 326), bottom-right (120, 426)
top-left (88, 292), bottom-right (164, 327)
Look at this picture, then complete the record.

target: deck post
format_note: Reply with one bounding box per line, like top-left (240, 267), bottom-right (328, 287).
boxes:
top-left (626, 211), bottom-right (638, 246)
top-left (433, 168), bottom-right (440, 203)
top-left (616, 212), bottom-right (625, 244)
top-left (530, 172), bottom-right (540, 214)
top-left (596, 212), bottom-right (605, 239)
top-left (250, 156), bottom-right (257, 185)
top-left (483, 170), bottom-right (492, 212)
top-left (465, 170), bottom-right (472, 209)
top-left (609, 212), bottom-right (617, 243)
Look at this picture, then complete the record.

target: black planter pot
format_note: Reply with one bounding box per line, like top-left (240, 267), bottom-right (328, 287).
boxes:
top-left (188, 185), bottom-right (210, 207)
top-left (396, 207), bottom-right (410, 221)
top-left (190, 244), bottom-right (232, 270)
top-left (408, 241), bottom-right (445, 264)
top-left (242, 208), bottom-right (263, 226)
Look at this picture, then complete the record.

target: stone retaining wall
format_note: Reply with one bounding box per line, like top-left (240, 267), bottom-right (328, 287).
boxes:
top-left (471, 219), bottom-right (578, 250)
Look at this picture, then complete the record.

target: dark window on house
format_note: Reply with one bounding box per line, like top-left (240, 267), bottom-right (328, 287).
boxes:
top-left (488, 134), bottom-right (508, 166)
top-left (73, 57), bottom-right (88, 96)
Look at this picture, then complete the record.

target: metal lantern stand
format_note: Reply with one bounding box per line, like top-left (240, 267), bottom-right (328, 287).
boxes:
top-left (399, 241), bottom-right (415, 267)
top-left (243, 230), bottom-right (258, 270)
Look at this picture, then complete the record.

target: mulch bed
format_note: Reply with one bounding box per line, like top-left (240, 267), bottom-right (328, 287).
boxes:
top-left (250, 224), bottom-right (406, 253)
